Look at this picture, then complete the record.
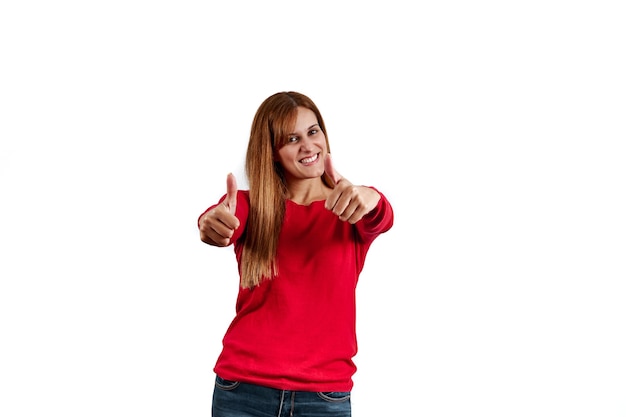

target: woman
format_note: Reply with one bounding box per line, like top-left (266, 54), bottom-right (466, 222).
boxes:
top-left (198, 91), bottom-right (394, 416)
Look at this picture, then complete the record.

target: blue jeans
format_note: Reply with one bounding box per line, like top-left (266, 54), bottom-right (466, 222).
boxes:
top-left (212, 375), bottom-right (351, 417)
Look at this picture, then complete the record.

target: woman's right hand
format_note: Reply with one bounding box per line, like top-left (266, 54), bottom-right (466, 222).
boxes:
top-left (199, 173), bottom-right (240, 246)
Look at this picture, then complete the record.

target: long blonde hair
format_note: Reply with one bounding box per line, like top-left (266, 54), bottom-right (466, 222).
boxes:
top-left (240, 92), bottom-right (333, 288)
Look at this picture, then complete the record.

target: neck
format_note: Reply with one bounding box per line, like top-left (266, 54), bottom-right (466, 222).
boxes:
top-left (286, 178), bottom-right (330, 206)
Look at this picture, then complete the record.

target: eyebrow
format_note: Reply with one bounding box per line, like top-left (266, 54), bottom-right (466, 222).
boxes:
top-left (288, 124), bottom-right (320, 136)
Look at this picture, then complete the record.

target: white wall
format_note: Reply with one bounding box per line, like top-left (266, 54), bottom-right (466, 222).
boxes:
top-left (1, 1), bottom-right (625, 416)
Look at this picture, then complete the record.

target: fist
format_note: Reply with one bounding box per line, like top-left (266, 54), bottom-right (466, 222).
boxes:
top-left (324, 155), bottom-right (380, 224)
top-left (199, 173), bottom-right (240, 246)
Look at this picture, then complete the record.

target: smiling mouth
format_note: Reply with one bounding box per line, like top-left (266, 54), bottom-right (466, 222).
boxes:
top-left (299, 153), bottom-right (319, 164)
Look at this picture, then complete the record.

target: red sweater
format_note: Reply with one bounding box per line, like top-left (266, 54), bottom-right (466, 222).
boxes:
top-left (200, 189), bottom-right (393, 392)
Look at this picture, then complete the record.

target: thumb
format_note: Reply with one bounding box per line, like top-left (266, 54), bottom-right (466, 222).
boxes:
top-left (224, 173), bottom-right (238, 214)
top-left (324, 154), bottom-right (343, 185)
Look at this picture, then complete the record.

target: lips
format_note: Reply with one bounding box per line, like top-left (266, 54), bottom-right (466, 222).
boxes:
top-left (299, 153), bottom-right (319, 164)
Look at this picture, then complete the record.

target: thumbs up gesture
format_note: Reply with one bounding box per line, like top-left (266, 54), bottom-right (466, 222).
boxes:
top-left (324, 155), bottom-right (381, 224)
top-left (199, 173), bottom-right (241, 246)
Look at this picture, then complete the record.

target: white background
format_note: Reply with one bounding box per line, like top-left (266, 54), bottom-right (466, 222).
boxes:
top-left (1, 1), bottom-right (625, 416)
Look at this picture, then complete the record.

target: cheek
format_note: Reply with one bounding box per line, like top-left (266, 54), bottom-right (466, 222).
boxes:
top-left (318, 134), bottom-right (328, 150)
top-left (275, 148), bottom-right (292, 165)
top-left (307, 136), bottom-right (325, 151)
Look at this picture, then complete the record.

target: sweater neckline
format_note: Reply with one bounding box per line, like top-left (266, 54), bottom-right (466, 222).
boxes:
top-left (286, 198), bottom-right (326, 208)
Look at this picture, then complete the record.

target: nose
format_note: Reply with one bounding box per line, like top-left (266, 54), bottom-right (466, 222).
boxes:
top-left (298, 136), bottom-right (315, 152)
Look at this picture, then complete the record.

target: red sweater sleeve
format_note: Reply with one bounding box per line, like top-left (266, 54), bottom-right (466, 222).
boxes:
top-left (354, 187), bottom-right (394, 244)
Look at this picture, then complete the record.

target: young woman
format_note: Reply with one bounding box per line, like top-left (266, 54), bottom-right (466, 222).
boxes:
top-left (198, 91), bottom-right (394, 416)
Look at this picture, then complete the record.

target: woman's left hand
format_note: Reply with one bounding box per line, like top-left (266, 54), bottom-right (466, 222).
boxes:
top-left (324, 155), bottom-right (381, 224)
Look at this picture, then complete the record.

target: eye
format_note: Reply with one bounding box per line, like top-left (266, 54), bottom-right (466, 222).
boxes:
top-left (308, 129), bottom-right (318, 136)
top-left (288, 136), bottom-right (299, 143)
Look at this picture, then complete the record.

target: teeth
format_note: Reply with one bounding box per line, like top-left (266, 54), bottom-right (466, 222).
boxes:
top-left (300, 154), bottom-right (318, 164)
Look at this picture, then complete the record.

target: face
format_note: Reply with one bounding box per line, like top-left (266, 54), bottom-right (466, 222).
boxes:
top-left (275, 106), bottom-right (327, 182)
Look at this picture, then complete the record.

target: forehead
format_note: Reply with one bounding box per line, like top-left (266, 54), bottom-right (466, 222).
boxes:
top-left (293, 107), bottom-right (318, 130)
